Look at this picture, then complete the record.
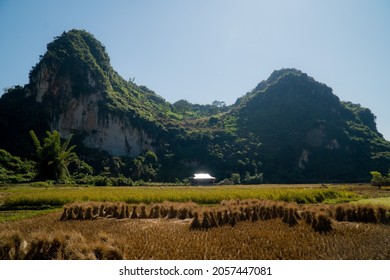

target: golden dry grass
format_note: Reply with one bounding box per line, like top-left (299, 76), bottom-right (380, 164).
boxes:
top-left (1, 200), bottom-right (389, 260)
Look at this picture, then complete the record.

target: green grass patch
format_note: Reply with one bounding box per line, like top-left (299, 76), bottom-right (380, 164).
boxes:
top-left (0, 208), bottom-right (60, 222)
top-left (354, 197), bottom-right (390, 207)
top-left (0, 185), bottom-right (359, 210)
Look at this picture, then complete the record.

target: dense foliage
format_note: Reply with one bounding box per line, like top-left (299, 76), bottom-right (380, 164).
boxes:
top-left (370, 170), bottom-right (390, 188)
top-left (0, 30), bottom-right (390, 184)
top-left (232, 69), bottom-right (390, 182)
top-left (0, 149), bottom-right (35, 183)
top-left (29, 130), bottom-right (80, 182)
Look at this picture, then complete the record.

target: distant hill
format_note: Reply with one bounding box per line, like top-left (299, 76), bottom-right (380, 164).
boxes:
top-left (1, 29), bottom-right (389, 183)
top-left (232, 69), bottom-right (390, 182)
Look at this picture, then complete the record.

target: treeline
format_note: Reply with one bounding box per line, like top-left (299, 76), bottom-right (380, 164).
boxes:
top-left (0, 130), bottom-right (160, 185)
top-left (3, 128), bottom-right (389, 187)
top-left (172, 99), bottom-right (230, 119)
top-left (157, 128), bottom-right (264, 185)
top-left (0, 127), bottom-right (266, 186)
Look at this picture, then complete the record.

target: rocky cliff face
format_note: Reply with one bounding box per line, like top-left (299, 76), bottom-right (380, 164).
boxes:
top-left (25, 30), bottom-right (157, 157)
top-left (32, 78), bottom-right (155, 157)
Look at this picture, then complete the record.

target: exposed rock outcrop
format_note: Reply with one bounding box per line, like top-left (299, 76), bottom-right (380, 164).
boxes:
top-left (26, 30), bottom-right (158, 157)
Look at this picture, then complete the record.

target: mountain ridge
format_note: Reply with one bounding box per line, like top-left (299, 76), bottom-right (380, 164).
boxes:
top-left (1, 29), bottom-right (389, 183)
top-left (232, 68), bottom-right (390, 182)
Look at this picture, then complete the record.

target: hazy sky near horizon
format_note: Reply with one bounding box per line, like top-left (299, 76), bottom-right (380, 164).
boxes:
top-left (1, 0), bottom-right (389, 139)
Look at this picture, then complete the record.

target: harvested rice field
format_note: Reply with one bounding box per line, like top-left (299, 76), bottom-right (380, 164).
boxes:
top-left (1, 184), bottom-right (390, 260)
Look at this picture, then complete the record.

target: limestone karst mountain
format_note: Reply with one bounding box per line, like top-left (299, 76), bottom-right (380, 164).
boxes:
top-left (1, 29), bottom-right (389, 182)
top-left (233, 68), bottom-right (390, 182)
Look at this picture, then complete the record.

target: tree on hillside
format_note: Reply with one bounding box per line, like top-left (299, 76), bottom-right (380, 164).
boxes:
top-left (131, 151), bottom-right (160, 181)
top-left (212, 100), bottom-right (226, 108)
top-left (29, 130), bottom-right (79, 182)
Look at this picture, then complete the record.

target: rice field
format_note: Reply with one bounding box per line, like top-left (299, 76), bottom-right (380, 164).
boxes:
top-left (0, 184), bottom-right (358, 210)
top-left (355, 197), bottom-right (390, 207)
top-left (1, 184), bottom-right (389, 260)
top-left (1, 200), bottom-right (389, 260)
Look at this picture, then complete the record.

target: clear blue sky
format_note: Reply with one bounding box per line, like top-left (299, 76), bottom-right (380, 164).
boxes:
top-left (1, 0), bottom-right (389, 139)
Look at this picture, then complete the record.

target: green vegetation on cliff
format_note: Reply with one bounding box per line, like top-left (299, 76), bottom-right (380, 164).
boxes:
top-left (0, 30), bottom-right (389, 184)
top-left (232, 69), bottom-right (390, 182)
top-left (28, 29), bottom-right (174, 136)
top-left (0, 149), bottom-right (35, 183)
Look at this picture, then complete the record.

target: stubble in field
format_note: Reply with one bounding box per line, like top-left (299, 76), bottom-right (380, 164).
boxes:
top-left (1, 200), bottom-right (389, 260)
